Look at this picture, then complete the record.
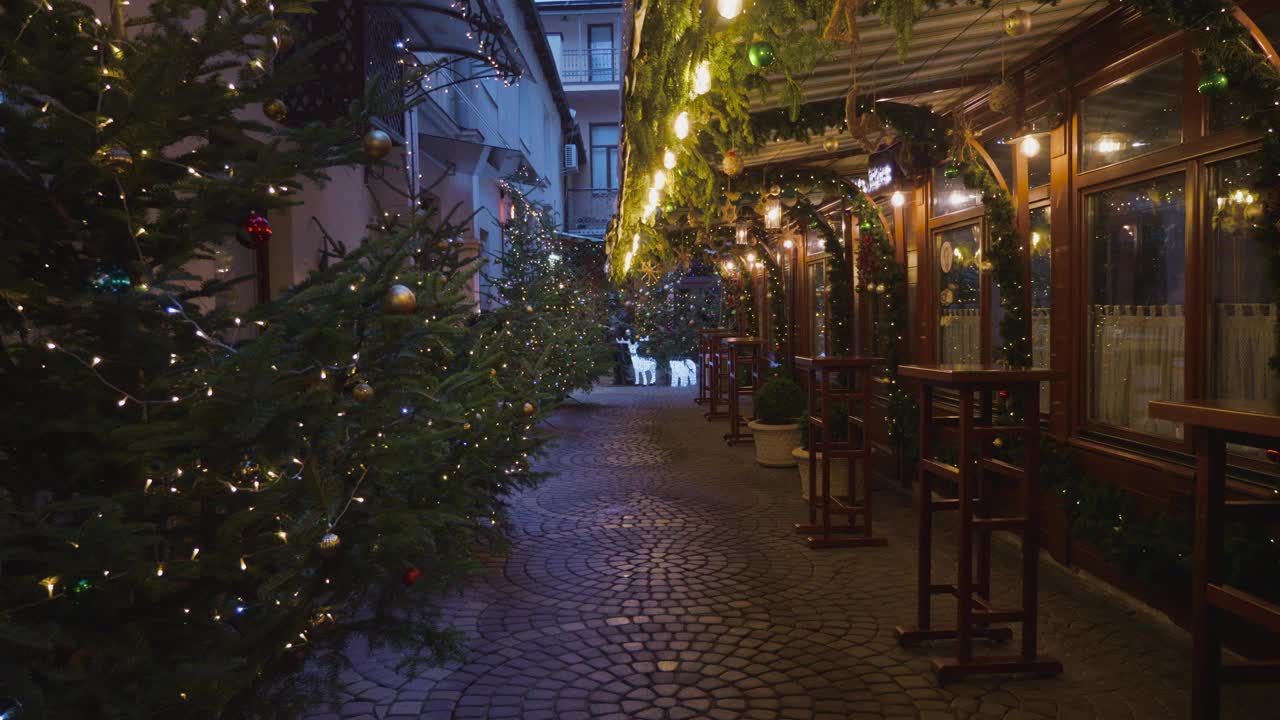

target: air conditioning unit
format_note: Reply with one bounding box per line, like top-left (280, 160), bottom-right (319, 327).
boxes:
top-left (563, 143), bottom-right (579, 173)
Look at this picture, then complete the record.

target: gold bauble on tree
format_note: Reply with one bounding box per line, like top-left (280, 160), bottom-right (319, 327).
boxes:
top-left (318, 531), bottom-right (341, 554)
top-left (263, 99), bottom-right (288, 122)
top-left (721, 149), bottom-right (744, 177)
top-left (988, 81), bottom-right (1017, 116)
top-left (352, 382), bottom-right (375, 403)
top-left (1004, 8), bottom-right (1031, 36)
top-left (362, 128), bottom-right (393, 159)
top-left (382, 283), bottom-right (417, 314)
top-left (821, 136), bottom-right (839, 153)
top-left (522, 402), bottom-right (535, 416)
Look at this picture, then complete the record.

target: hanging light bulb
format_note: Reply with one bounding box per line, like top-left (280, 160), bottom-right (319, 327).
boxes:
top-left (648, 187), bottom-right (661, 205)
top-left (1021, 134), bottom-right (1041, 157)
top-left (783, 238), bottom-right (794, 250)
top-left (890, 190), bottom-right (905, 208)
top-left (717, 0), bottom-right (743, 19)
top-left (693, 61), bottom-right (712, 96)
top-left (723, 260), bottom-right (736, 273)
top-left (653, 168), bottom-right (667, 190)
top-left (746, 251), bottom-right (757, 264)
top-left (663, 148), bottom-right (677, 169)
top-left (764, 196), bottom-right (782, 230)
top-left (673, 111), bottom-right (690, 140)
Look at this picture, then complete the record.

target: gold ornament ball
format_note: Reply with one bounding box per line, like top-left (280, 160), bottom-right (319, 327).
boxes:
top-left (264, 98), bottom-right (288, 123)
top-left (362, 129), bottom-right (393, 160)
top-left (1004, 8), bottom-right (1032, 36)
top-left (721, 150), bottom-right (744, 178)
top-left (352, 382), bottom-right (375, 403)
top-left (992, 437), bottom-right (1005, 449)
top-left (768, 185), bottom-right (781, 197)
top-left (94, 144), bottom-right (133, 173)
top-left (318, 531), bottom-right (341, 554)
top-left (522, 402), bottom-right (535, 416)
top-left (821, 136), bottom-right (839, 153)
top-left (489, 368), bottom-right (497, 377)
top-left (525, 304), bottom-right (535, 314)
top-left (875, 283), bottom-right (886, 294)
top-left (383, 283), bottom-right (417, 314)
top-left (462, 422), bottom-right (472, 431)
top-left (988, 81), bottom-right (1017, 116)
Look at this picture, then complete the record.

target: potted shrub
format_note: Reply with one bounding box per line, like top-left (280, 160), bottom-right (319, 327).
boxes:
top-left (748, 375), bottom-right (805, 467)
top-left (792, 403), bottom-right (850, 499)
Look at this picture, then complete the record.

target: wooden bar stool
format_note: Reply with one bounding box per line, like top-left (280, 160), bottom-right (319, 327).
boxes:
top-left (894, 364), bottom-right (1064, 683)
top-left (696, 329), bottom-right (731, 406)
top-left (793, 355), bottom-right (888, 549)
top-left (704, 334), bottom-right (733, 421)
top-left (723, 337), bottom-right (765, 445)
top-left (1148, 399), bottom-right (1280, 720)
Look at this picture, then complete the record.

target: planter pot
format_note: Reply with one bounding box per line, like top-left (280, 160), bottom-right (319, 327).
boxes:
top-left (748, 421), bottom-right (801, 467)
top-left (791, 448), bottom-right (850, 500)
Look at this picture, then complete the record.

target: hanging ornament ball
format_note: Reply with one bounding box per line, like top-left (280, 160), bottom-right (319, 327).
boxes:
top-left (362, 128), bottom-right (393, 159)
top-left (263, 98), bottom-right (288, 123)
top-left (244, 211), bottom-right (273, 248)
top-left (748, 40), bottom-right (776, 69)
top-left (90, 265), bottom-right (132, 293)
top-left (1004, 8), bottom-right (1032, 36)
top-left (402, 567), bottom-right (424, 586)
top-left (1266, 448), bottom-right (1280, 464)
top-left (875, 283), bottom-right (886, 294)
top-left (383, 283), bottom-right (417, 314)
top-left (0, 697), bottom-right (24, 720)
top-left (988, 81), bottom-right (1017, 115)
top-left (522, 402), bottom-right (535, 416)
top-left (721, 150), bottom-right (744, 177)
top-left (768, 185), bottom-right (781, 197)
top-left (525, 304), bottom-right (535, 313)
top-left (822, 136), bottom-right (839, 153)
top-left (943, 163), bottom-right (962, 179)
top-left (318, 531), bottom-right (341, 554)
top-left (462, 422), bottom-right (472, 431)
top-left (489, 368), bottom-right (497, 376)
top-left (94, 144), bottom-right (133, 173)
top-left (1196, 70), bottom-right (1229, 96)
top-left (992, 437), bottom-right (1005, 449)
top-left (352, 382), bottom-right (375, 403)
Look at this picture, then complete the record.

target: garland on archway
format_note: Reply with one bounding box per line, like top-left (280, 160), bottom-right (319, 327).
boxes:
top-left (747, 226), bottom-right (788, 364)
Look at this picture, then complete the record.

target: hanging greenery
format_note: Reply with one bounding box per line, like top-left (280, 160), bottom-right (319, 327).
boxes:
top-left (748, 228), bottom-right (789, 364)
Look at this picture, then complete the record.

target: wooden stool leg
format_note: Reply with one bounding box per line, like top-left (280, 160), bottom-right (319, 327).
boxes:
top-left (956, 390), bottom-right (975, 664)
top-left (976, 390), bottom-right (993, 605)
top-left (918, 384), bottom-right (934, 631)
top-left (821, 370), bottom-right (832, 539)
top-left (1021, 385), bottom-right (1040, 661)
top-left (1192, 426), bottom-right (1226, 720)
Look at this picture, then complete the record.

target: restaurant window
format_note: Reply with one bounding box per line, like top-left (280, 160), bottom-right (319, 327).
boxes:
top-left (1028, 138), bottom-right (1051, 188)
top-left (1087, 173), bottom-right (1186, 438)
top-left (1031, 206), bottom-right (1052, 410)
top-left (1079, 57), bottom-right (1182, 171)
top-left (809, 261), bottom-right (827, 356)
top-left (937, 224), bottom-right (981, 364)
top-left (1208, 154), bottom-right (1275, 407)
top-left (931, 166), bottom-right (981, 216)
top-left (589, 124), bottom-right (619, 190)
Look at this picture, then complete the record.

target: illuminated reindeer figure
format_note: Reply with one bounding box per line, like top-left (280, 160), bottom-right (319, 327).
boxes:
top-left (620, 338), bottom-right (657, 386)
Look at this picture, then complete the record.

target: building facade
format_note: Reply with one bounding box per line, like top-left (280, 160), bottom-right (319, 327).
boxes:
top-left (538, 0), bottom-right (625, 240)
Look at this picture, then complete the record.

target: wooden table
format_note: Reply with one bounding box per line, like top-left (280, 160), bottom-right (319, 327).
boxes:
top-left (1148, 399), bottom-right (1280, 720)
top-left (722, 336), bottom-right (765, 445)
top-left (793, 355), bottom-right (887, 549)
top-left (704, 333), bottom-right (735, 421)
top-left (894, 364), bottom-right (1064, 683)
top-left (696, 329), bottom-right (732, 406)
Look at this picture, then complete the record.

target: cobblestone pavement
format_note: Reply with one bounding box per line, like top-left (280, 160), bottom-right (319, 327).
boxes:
top-left (306, 386), bottom-right (1275, 720)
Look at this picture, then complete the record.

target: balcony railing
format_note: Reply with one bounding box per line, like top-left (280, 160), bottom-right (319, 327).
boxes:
top-left (556, 48), bottom-right (622, 84)
top-left (567, 189), bottom-right (618, 238)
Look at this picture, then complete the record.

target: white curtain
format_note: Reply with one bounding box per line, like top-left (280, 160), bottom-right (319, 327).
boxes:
top-left (1213, 303), bottom-right (1277, 403)
top-left (940, 308), bottom-right (980, 364)
top-left (1033, 308), bottom-right (1051, 411)
top-left (1090, 304), bottom-right (1185, 438)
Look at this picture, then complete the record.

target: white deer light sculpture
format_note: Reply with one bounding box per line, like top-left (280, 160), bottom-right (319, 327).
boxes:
top-left (669, 358), bottom-right (697, 387)
top-left (621, 338), bottom-right (657, 385)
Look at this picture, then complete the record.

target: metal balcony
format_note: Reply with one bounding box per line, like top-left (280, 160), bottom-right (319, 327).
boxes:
top-left (556, 49), bottom-right (621, 85)
top-left (566, 188), bottom-right (618, 238)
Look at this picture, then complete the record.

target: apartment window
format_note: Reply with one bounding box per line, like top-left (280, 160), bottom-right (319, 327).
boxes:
top-left (1079, 57), bottom-right (1182, 171)
top-left (588, 24), bottom-right (614, 82)
top-left (1087, 173), bottom-right (1186, 438)
top-left (589, 124), bottom-right (620, 190)
top-left (1208, 153), bottom-right (1275, 405)
top-left (937, 224), bottom-right (981, 364)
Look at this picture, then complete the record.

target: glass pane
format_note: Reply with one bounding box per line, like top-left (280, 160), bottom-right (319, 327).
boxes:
top-left (983, 136), bottom-right (1015, 192)
top-left (1028, 137), bottom-right (1050, 188)
top-left (1087, 174), bottom-right (1186, 438)
top-left (932, 166), bottom-right (981, 216)
top-left (590, 124), bottom-right (619, 146)
top-left (938, 224), bottom-right (981, 364)
top-left (1080, 57), bottom-right (1182, 171)
top-left (1208, 154), bottom-right (1276, 409)
top-left (810, 262), bottom-right (827, 356)
top-left (1031, 206), bottom-right (1052, 411)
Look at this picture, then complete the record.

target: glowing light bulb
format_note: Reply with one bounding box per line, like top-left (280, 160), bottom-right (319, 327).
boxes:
top-left (949, 191), bottom-right (965, 206)
top-left (663, 149), bottom-right (677, 169)
top-left (653, 168), bottom-right (667, 190)
top-left (783, 238), bottom-right (794, 249)
top-left (1096, 137), bottom-right (1122, 154)
top-left (890, 190), bottom-right (905, 208)
top-left (717, 0), bottom-right (743, 19)
top-left (693, 61), bottom-right (712, 96)
top-left (1021, 134), bottom-right (1041, 157)
top-left (746, 252), bottom-right (757, 263)
top-left (674, 111), bottom-right (690, 140)
top-left (648, 187), bottom-right (661, 205)
top-left (724, 260), bottom-right (736, 273)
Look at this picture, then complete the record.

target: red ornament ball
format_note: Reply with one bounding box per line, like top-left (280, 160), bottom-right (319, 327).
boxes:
top-left (1266, 449), bottom-right (1280, 464)
top-left (402, 567), bottom-right (424, 586)
top-left (244, 211), bottom-right (272, 248)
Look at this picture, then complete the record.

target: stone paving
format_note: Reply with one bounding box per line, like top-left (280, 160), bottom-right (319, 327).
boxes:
top-left (305, 385), bottom-right (1275, 719)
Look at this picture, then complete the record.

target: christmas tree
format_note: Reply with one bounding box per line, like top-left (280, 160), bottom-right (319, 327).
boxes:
top-left (0, 1), bottom-right (586, 717)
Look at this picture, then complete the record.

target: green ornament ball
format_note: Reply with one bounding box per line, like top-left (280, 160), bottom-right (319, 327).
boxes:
top-left (943, 163), bottom-right (961, 179)
top-left (748, 41), bottom-right (775, 69)
top-left (1196, 70), bottom-right (1229, 96)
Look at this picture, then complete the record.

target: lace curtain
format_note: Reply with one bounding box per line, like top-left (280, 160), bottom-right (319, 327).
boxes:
top-left (940, 308), bottom-right (980, 364)
top-left (1090, 304), bottom-right (1185, 437)
top-left (1213, 303), bottom-right (1277, 402)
